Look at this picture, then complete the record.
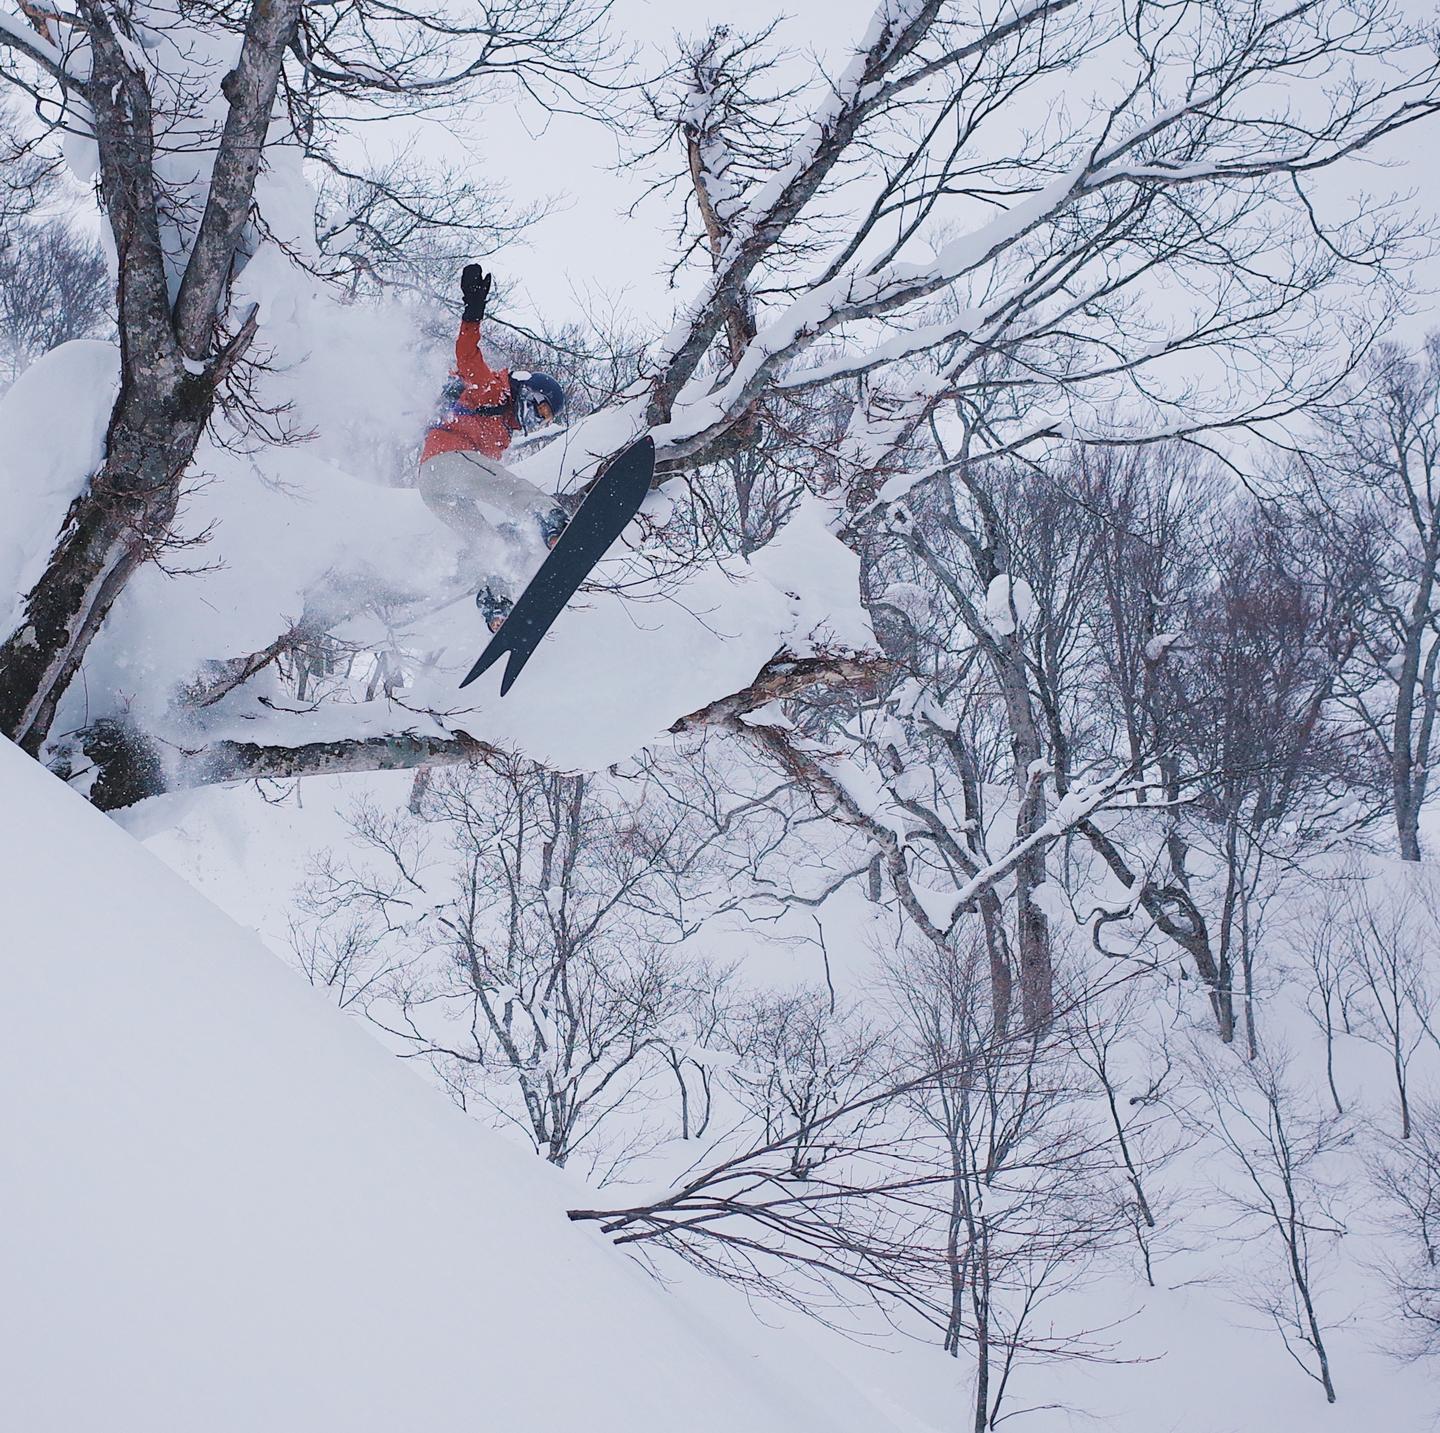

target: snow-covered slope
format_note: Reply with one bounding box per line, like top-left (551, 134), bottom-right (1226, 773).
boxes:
top-left (0, 737), bottom-right (912, 1433)
top-left (133, 772), bottom-right (1440, 1433)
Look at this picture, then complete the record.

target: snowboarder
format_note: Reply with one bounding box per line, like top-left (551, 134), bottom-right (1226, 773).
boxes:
top-left (418, 264), bottom-right (569, 631)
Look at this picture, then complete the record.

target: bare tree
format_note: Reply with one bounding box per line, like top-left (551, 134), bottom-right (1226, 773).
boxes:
top-left (572, 952), bottom-right (1128, 1427)
top-left (1067, 977), bottom-right (1180, 1288)
top-left (1181, 1043), bottom-right (1349, 1403)
top-left (1178, 508), bottom-right (1367, 1051)
top-left (1307, 338), bottom-right (1440, 860)
top-left (721, 986), bottom-right (882, 1177)
top-left (1336, 872), bottom-right (1440, 1140)
top-left (0, 95), bottom-right (109, 386)
top-left (660, 957), bottom-right (740, 1142)
top-left (1372, 1098), bottom-right (1440, 1360)
top-left (886, 937), bottom-right (1126, 1431)
top-left (1073, 449), bottom-right (1235, 1029)
top-left (293, 754), bottom-right (771, 1171)
top-left (1291, 879), bottom-right (1362, 1118)
top-left (287, 907), bottom-right (399, 1012)
top-left (0, 216), bottom-right (111, 386)
top-left (1076, 482), bottom-right (1369, 1045)
top-left (311, 150), bottom-right (541, 302)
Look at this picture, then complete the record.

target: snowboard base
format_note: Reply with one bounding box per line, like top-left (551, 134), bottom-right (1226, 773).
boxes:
top-left (459, 436), bottom-right (656, 695)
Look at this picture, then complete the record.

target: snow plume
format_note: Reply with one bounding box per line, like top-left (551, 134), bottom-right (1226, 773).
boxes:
top-left (0, 250), bottom-right (874, 773)
top-left (0, 340), bottom-right (118, 634)
top-left (0, 137), bottom-right (877, 784)
top-left (106, 484), bottom-right (874, 773)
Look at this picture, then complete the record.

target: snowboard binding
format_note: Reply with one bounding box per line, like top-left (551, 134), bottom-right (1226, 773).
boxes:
top-left (476, 585), bottom-right (514, 634)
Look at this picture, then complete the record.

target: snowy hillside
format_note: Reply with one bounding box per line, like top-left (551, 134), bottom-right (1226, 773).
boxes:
top-left (0, 738), bottom-right (912, 1433)
top-left (129, 767), bottom-right (1440, 1433)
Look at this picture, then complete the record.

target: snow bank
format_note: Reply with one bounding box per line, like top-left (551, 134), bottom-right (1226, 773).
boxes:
top-left (0, 340), bottom-right (118, 632)
top-left (0, 738), bottom-right (911, 1433)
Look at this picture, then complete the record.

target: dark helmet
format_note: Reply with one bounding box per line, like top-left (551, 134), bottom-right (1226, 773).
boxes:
top-left (510, 371), bottom-right (566, 431)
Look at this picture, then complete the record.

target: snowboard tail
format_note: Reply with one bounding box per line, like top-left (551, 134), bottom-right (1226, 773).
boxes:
top-left (459, 436), bottom-right (656, 695)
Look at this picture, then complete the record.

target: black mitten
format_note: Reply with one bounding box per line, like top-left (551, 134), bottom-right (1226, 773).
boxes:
top-left (460, 264), bottom-right (492, 323)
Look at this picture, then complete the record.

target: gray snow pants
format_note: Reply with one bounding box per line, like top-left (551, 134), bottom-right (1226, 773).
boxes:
top-left (417, 449), bottom-right (553, 592)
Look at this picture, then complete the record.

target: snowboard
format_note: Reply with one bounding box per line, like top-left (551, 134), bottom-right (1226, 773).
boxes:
top-left (459, 436), bottom-right (656, 695)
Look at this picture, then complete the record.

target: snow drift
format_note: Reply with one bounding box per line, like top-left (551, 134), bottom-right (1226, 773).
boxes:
top-left (0, 737), bottom-right (908, 1433)
top-left (0, 340), bottom-right (118, 636)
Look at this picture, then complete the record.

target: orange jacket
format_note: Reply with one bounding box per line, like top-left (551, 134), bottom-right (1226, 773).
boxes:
top-left (420, 319), bottom-right (519, 464)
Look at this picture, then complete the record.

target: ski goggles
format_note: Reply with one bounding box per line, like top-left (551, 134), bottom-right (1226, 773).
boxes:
top-left (515, 391), bottom-right (556, 432)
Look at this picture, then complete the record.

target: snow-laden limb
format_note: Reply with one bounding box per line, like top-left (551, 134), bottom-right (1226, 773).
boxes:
top-left (671, 654), bottom-right (896, 735)
top-left (735, 703), bottom-right (1144, 963)
top-left (672, 27), bottom-right (772, 368)
top-left (927, 771), bottom-right (1144, 929)
top-left (983, 574), bottom-right (1034, 638)
top-left (94, 653), bottom-right (895, 811)
top-left (642, 0), bottom-right (1078, 428)
top-left (81, 650), bottom-right (896, 808)
top-left (0, 5), bottom-right (80, 83)
top-left (588, 0), bottom-right (1440, 501)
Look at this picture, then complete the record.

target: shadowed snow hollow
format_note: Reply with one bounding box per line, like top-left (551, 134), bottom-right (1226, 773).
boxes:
top-left (0, 738), bottom-right (911, 1433)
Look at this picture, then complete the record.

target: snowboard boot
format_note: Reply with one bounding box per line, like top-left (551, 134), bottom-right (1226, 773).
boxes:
top-left (538, 504), bottom-right (570, 550)
top-left (476, 584), bottom-right (514, 634)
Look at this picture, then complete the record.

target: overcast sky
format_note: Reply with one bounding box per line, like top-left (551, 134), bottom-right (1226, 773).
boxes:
top-left (463, 0), bottom-right (880, 330)
top-left (447, 0), bottom-right (1440, 345)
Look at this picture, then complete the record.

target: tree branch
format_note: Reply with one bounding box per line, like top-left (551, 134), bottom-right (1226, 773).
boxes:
top-left (171, 0), bottom-right (303, 357)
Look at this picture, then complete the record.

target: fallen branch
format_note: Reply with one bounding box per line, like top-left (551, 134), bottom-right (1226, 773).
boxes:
top-left (84, 725), bottom-right (502, 810)
top-left (670, 652), bottom-right (894, 732)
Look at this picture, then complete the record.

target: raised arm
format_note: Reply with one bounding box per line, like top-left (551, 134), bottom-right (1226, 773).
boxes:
top-left (454, 319), bottom-right (505, 395)
top-left (454, 265), bottom-right (506, 398)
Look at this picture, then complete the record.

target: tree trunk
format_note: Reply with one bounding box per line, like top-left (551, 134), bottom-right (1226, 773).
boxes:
top-left (0, 386), bottom-right (208, 751)
top-left (1392, 544), bottom-right (1438, 862)
top-left (996, 638), bottom-right (1053, 1029)
top-left (0, 0), bottom-right (299, 757)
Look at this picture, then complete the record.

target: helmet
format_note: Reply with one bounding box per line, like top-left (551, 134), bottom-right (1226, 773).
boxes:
top-left (510, 371), bottom-right (566, 432)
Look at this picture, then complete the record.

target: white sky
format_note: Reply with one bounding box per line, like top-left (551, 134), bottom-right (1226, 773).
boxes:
top-left (455, 0), bottom-right (1440, 349)
top-left (450, 0), bottom-right (881, 331)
